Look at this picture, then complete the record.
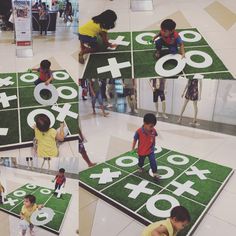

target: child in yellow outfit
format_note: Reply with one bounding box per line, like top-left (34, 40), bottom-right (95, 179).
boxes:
top-left (0, 181), bottom-right (5, 204)
top-left (79, 10), bottom-right (117, 64)
top-left (142, 206), bottom-right (190, 236)
top-left (20, 194), bottom-right (44, 236)
top-left (33, 114), bottom-right (68, 169)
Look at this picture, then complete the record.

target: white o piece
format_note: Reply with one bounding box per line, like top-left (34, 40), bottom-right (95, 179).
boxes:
top-left (20, 73), bottom-right (38, 83)
top-left (34, 83), bottom-right (59, 106)
top-left (135, 32), bottom-right (156, 45)
top-left (57, 86), bottom-right (78, 100)
top-left (179, 30), bottom-right (202, 42)
top-left (146, 194), bottom-right (179, 218)
top-left (155, 54), bottom-right (186, 77)
top-left (52, 71), bottom-right (70, 81)
top-left (154, 146), bottom-right (163, 154)
top-left (167, 154), bottom-right (189, 165)
top-left (30, 207), bottom-right (55, 226)
top-left (13, 190), bottom-right (27, 197)
top-left (115, 156), bottom-right (139, 167)
top-left (185, 50), bottom-right (213, 68)
top-left (40, 189), bottom-right (52, 195)
top-left (149, 166), bottom-right (174, 179)
top-left (26, 184), bottom-right (37, 190)
top-left (27, 109), bottom-right (55, 128)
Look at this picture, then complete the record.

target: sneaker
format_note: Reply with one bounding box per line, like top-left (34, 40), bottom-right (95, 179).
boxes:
top-left (133, 109), bottom-right (138, 114)
top-left (156, 113), bottom-right (161, 118)
top-left (153, 173), bottom-right (161, 180)
top-left (30, 230), bottom-right (36, 236)
top-left (79, 53), bottom-right (85, 64)
top-left (162, 114), bottom-right (168, 119)
top-left (190, 121), bottom-right (200, 127)
top-left (107, 103), bottom-right (113, 108)
top-left (177, 118), bottom-right (182, 124)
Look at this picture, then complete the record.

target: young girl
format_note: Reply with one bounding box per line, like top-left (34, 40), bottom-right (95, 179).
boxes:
top-left (78, 10), bottom-right (117, 64)
top-left (20, 195), bottom-right (44, 236)
top-left (0, 181), bottom-right (5, 204)
top-left (33, 114), bottom-right (68, 170)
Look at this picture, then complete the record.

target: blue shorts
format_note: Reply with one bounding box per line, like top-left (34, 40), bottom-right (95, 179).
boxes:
top-left (79, 34), bottom-right (98, 48)
top-left (155, 38), bottom-right (178, 54)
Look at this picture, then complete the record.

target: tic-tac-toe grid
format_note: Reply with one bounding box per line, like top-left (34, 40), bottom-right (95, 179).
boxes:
top-left (79, 147), bottom-right (233, 236)
top-left (0, 70), bottom-right (78, 150)
top-left (82, 28), bottom-right (234, 80)
top-left (0, 183), bottom-right (72, 234)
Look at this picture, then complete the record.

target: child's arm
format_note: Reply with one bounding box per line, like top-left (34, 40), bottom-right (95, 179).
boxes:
top-left (132, 131), bottom-right (139, 151)
top-left (151, 225), bottom-right (169, 236)
top-left (37, 204), bottom-right (44, 210)
top-left (20, 212), bottom-right (24, 220)
top-left (152, 32), bottom-right (161, 42)
top-left (56, 123), bottom-right (65, 141)
top-left (89, 82), bottom-right (95, 97)
top-left (63, 178), bottom-right (66, 188)
top-left (100, 31), bottom-right (116, 48)
top-left (45, 72), bottom-right (53, 85)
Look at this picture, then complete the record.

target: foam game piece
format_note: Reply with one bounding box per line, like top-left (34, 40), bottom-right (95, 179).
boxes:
top-left (51, 103), bottom-right (78, 122)
top-left (20, 73), bottom-right (38, 83)
top-left (115, 156), bottom-right (138, 167)
top-left (34, 83), bottom-right (59, 106)
top-left (185, 50), bottom-right (213, 69)
top-left (155, 54), bottom-right (186, 77)
top-left (90, 168), bottom-right (122, 184)
top-left (27, 109), bottom-right (55, 128)
top-left (0, 128), bottom-right (8, 136)
top-left (57, 86), bottom-right (77, 100)
top-left (0, 77), bottom-right (14, 87)
top-left (109, 36), bottom-right (130, 46)
top-left (97, 57), bottom-right (132, 78)
top-left (179, 30), bottom-right (202, 42)
top-left (170, 180), bottom-right (199, 196)
top-left (30, 208), bottom-right (55, 226)
top-left (52, 71), bottom-right (70, 81)
top-left (135, 32), bottom-right (156, 45)
top-left (0, 92), bottom-right (17, 108)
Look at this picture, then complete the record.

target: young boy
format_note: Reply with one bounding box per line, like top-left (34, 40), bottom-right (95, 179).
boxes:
top-left (0, 181), bottom-right (5, 204)
top-left (20, 194), bottom-right (44, 236)
top-left (52, 168), bottom-right (66, 192)
top-left (132, 113), bottom-right (159, 180)
top-left (31, 59), bottom-right (53, 86)
top-left (142, 206), bottom-right (191, 236)
top-left (152, 19), bottom-right (185, 59)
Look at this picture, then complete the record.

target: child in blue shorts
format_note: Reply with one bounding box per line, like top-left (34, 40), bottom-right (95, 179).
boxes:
top-left (152, 19), bottom-right (185, 59)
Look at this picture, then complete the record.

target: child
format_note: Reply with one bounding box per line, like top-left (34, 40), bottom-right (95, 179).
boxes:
top-left (142, 206), bottom-right (191, 236)
top-left (52, 168), bottom-right (66, 192)
top-left (78, 127), bottom-right (96, 167)
top-left (78, 10), bottom-right (117, 64)
top-left (20, 194), bottom-right (44, 236)
top-left (152, 19), bottom-right (185, 59)
top-left (33, 114), bottom-right (68, 169)
top-left (132, 113), bottom-right (159, 180)
top-left (31, 59), bottom-right (53, 86)
top-left (0, 181), bottom-right (5, 204)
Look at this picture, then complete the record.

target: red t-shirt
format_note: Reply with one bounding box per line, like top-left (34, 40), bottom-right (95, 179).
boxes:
top-left (37, 68), bottom-right (52, 82)
top-left (55, 175), bottom-right (66, 185)
top-left (134, 127), bottom-right (157, 156)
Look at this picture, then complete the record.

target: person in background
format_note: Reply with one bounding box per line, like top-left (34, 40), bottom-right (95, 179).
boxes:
top-left (39, 2), bottom-right (48, 35)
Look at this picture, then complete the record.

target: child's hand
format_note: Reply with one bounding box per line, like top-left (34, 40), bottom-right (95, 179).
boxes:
top-left (181, 53), bottom-right (186, 59)
top-left (60, 122), bottom-right (65, 128)
top-left (38, 204), bottom-right (44, 210)
top-left (45, 81), bottom-right (50, 85)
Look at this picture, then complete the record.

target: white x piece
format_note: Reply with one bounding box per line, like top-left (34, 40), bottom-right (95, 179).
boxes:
top-left (97, 58), bottom-right (131, 78)
top-left (4, 198), bottom-right (19, 206)
top-left (90, 168), bottom-right (121, 184)
top-left (0, 128), bottom-right (8, 136)
top-left (109, 36), bottom-right (130, 46)
top-left (0, 92), bottom-right (17, 108)
top-left (0, 77), bottom-right (14, 87)
top-left (171, 180), bottom-right (199, 196)
top-left (186, 166), bottom-right (211, 180)
top-left (51, 103), bottom-right (78, 122)
top-left (125, 180), bottom-right (154, 199)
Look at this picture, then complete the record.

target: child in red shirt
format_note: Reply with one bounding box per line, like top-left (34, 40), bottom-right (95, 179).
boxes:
top-left (132, 113), bottom-right (160, 180)
top-left (52, 168), bottom-right (66, 192)
top-left (31, 59), bottom-right (53, 86)
top-left (152, 19), bottom-right (185, 59)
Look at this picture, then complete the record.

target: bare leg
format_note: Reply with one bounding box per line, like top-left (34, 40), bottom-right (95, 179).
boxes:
top-left (162, 101), bottom-right (168, 118)
top-left (41, 159), bottom-right (45, 170)
top-left (81, 150), bottom-right (96, 167)
top-left (47, 160), bottom-right (50, 170)
top-left (155, 102), bottom-right (160, 117)
top-left (178, 99), bottom-right (189, 123)
top-left (126, 96), bottom-right (132, 112)
top-left (100, 105), bottom-right (109, 117)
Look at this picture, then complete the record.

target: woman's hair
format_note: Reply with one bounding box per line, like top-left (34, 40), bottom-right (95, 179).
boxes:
top-left (35, 114), bottom-right (50, 132)
top-left (92, 10), bottom-right (117, 30)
